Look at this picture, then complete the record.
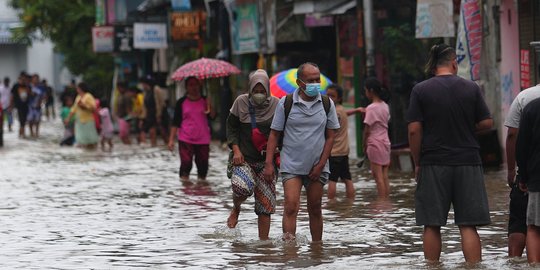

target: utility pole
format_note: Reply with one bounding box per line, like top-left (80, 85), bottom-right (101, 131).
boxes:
top-left (363, 0), bottom-right (375, 77)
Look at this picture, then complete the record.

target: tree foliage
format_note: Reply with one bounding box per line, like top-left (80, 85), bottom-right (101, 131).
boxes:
top-left (10, 0), bottom-right (114, 98)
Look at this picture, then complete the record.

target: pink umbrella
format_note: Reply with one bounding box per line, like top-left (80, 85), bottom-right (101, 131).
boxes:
top-left (171, 57), bottom-right (241, 81)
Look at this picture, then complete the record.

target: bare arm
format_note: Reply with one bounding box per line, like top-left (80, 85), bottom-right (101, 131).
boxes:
top-left (346, 107), bottom-right (365, 116)
top-left (362, 124), bottom-right (370, 154)
top-left (263, 129), bottom-right (281, 182)
top-left (476, 118), bottom-right (493, 132)
top-left (408, 122), bottom-right (423, 175)
top-left (506, 127), bottom-right (518, 187)
top-left (168, 126), bottom-right (178, 151)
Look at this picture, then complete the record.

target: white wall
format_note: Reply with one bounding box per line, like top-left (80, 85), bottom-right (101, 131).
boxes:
top-left (0, 44), bottom-right (27, 82)
top-left (26, 38), bottom-right (55, 85)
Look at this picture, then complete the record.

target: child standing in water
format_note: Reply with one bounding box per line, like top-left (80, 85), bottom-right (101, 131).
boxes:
top-left (98, 99), bottom-right (114, 151)
top-left (363, 78), bottom-right (391, 197)
top-left (60, 96), bottom-right (75, 146)
top-left (325, 84), bottom-right (365, 201)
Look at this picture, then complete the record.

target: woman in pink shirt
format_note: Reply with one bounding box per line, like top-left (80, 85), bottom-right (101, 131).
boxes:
top-left (168, 77), bottom-right (215, 183)
top-left (363, 78), bottom-right (391, 197)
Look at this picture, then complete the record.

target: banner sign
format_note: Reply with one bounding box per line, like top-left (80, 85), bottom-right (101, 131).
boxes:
top-left (521, 49), bottom-right (531, 89)
top-left (95, 0), bottom-right (106, 26)
top-left (258, 0), bottom-right (276, 53)
top-left (92, 26), bottom-right (114, 53)
top-left (232, 3), bottom-right (259, 54)
top-left (415, 0), bottom-right (454, 38)
top-left (456, 0), bottom-right (482, 81)
top-left (172, 0), bottom-right (192, 11)
top-left (114, 25), bottom-right (133, 52)
top-left (134, 23), bottom-right (168, 49)
top-left (170, 11), bottom-right (205, 41)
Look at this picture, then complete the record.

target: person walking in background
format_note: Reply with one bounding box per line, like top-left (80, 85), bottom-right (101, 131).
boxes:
top-left (139, 76), bottom-right (166, 147)
top-left (363, 78), bottom-right (391, 198)
top-left (43, 79), bottom-right (55, 120)
top-left (504, 71), bottom-right (540, 257)
top-left (168, 77), bottom-right (215, 183)
top-left (516, 97), bottom-right (540, 263)
top-left (263, 62), bottom-right (340, 242)
top-left (64, 82), bottom-right (99, 149)
top-left (60, 95), bottom-right (75, 146)
top-left (407, 44), bottom-right (493, 263)
top-left (225, 69), bottom-right (279, 240)
top-left (0, 77), bottom-right (13, 132)
top-left (98, 99), bottom-right (114, 151)
top-left (28, 74), bottom-right (46, 138)
top-left (10, 73), bottom-right (31, 138)
top-left (325, 83), bottom-right (364, 201)
top-left (115, 82), bottom-right (133, 145)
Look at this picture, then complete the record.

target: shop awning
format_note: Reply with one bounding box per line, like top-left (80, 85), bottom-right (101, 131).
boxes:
top-left (293, 0), bottom-right (356, 15)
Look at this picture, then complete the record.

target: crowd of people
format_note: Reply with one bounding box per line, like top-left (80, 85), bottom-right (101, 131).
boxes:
top-left (3, 43), bottom-right (540, 265)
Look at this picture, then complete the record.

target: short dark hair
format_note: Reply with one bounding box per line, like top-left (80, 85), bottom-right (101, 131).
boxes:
top-left (297, 62), bottom-right (319, 80)
top-left (185, 76), bottom-right (200, 85)
top-left (77, 82), bottom-right (90, 93)
top-left (424, 44), bottom-right (456, 77)
top-left (327, 83), bottom-right (343, 104)
top-left (365, 77), bottom-right (390, 103)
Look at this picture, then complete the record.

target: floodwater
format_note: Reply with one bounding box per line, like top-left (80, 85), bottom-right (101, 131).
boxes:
top-left (0, 119), bottom-right (532, 269)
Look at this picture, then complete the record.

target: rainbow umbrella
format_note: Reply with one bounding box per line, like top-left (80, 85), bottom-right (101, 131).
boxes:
top-left (269, 68), bottom-right (332, 98)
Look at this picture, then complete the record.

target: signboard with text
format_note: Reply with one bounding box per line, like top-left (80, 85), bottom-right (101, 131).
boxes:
top-left (170, 11), bottom-right (205, 41)
top-left (134, 23), bottom-right (168, 49)
top-left (521, 49), bottom-right (531, 89)
top-left (92, 26), bottom-right (114, 52)
top-left (456, 0), bottom-right (482, 81)
top-left (114, 25), bottom-right (133, 52)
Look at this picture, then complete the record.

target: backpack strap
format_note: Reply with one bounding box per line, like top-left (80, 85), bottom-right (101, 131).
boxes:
top-left (321, 95), bottom-right (330, 115)
top-left (248, 101), bottom-right (257, 129)
top-left (283, 93), bottom-right (294, 130)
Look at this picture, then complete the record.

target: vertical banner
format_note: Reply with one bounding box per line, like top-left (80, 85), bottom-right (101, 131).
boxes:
top-left (456, 0), bottom-right (482, 81)
top-left (258, 0), bottom-right (276, 53)
top-left (232, 3), bottom-right (259, 54)
top-left (415, 0), bottom-right (454, 38)
top-left (92, 26), bottom-right (114, 53)
top-left (134, 23), bottom-right (168, 49)
top-left (520, 49), bottom-right (531, 89)
top-left (107, 0), bottom-right (116, 24)
top-left (95, 0), bottom-right (106, 26)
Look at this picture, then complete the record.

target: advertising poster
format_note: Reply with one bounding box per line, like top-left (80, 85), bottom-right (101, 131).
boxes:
top-left (232, 3), bottom-right (259, 54)
top-left (134, 23), bottom-right (168, 49)
top-left (114, 25), bottom-right (133, 52)
top-left (456, 0), bottom-right (482, 81)
top-left (415, 0), bottom-right (454, 38)
top-left (92, 26), bottom-right (114, 53)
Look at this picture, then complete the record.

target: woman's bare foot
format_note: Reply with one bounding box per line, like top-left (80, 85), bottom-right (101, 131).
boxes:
top-left (227, 207), bottom-right (240, 228)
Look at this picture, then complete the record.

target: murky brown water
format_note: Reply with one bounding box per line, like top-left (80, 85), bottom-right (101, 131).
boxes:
top-left (0, 119), bottom-right (532, 269)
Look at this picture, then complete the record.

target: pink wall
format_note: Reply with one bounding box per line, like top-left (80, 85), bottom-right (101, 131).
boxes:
top-left (500, 0), bottom-right (520, 140)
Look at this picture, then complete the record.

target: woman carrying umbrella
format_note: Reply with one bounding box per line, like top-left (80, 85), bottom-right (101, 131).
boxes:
top-left (64, 82), bottom-right (99, 149)
top-left (168, 77), bottom-right (215, 183)
top-left (225, 69), bottom-right (279, 240)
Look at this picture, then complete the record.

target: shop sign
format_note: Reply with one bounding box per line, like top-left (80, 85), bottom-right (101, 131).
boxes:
top-left (170, 11), bottom-right (205, 41)
top-left (456, 0), bottom-right (482, 81)
top-left (134, 23), bottom-right (168, 49)
top-left (232, 3), bottom-right (259, 54)
top-left (114, 25), bottom-right (133, 52)
top-left (92, 26), bottom-right (114, 53)
top-left (415, 0), bottom-right (454, 38)
top-left (520, 49), bottom-right (531, 88)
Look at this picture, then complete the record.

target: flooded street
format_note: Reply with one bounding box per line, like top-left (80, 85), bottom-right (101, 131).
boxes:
top-left (0, 119), bottom-right (531, 269)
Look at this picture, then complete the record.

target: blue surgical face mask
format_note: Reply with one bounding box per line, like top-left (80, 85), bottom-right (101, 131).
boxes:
top-left (300, 79), bottom-right (320, 97)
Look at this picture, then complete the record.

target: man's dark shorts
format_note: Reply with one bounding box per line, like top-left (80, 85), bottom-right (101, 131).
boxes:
top-left (415, 165), bottom-right (491, 226)
top-left (508, 182), bottom-right (528, 235)
top-left (329, 156), bottom-right (352, 182)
